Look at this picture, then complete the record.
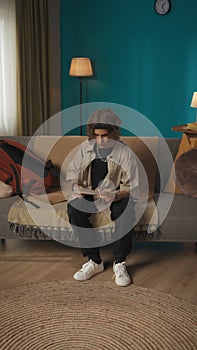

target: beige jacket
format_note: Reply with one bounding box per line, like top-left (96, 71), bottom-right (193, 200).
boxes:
top-left (66, 139), bottom-right (139, 200)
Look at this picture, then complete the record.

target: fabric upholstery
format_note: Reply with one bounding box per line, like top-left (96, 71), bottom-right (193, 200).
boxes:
top-left (154, 193), bottom-right (197, 241)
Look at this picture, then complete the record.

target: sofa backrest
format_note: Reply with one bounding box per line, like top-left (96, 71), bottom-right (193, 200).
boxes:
top-left (32, 135), bottom-right (159, 197)
top-left (0, 136), bottom-right (181, 194)
top-left (121, 137), bottom-right (159, 196)
top-left (154, 138), bottom-right (181, 193)
top-left (0, 136), bottom-right (30, 147)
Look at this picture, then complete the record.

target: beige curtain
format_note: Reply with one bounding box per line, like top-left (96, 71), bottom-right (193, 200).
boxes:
top-left (15, 0), bottom-right (51, 136)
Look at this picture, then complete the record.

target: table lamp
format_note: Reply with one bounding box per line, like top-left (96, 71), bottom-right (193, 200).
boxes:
top-left (69, 57), bottom-right (93, 135)
top-left (190, 92), bottom-right (197, 122)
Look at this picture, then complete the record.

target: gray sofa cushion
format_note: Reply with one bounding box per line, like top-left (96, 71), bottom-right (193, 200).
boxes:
top-left (154, 193), bottom-right (197, 241)
top-left (0, 196), bottom-right (20, 238)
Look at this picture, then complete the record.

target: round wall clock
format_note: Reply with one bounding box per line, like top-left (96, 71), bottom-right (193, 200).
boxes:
top-left (154, 0), bottom-right (172, 16)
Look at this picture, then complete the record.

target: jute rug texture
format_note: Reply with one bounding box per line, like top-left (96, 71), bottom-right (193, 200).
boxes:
top-left (0, 281), bottom-right (196, 350)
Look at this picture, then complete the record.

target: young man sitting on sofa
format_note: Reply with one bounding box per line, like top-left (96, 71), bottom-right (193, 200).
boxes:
top-left (66, 108), bottom-right (140, 287)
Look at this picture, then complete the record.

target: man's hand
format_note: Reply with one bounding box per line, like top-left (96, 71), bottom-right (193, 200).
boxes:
top-left (97, 189), bottom-right (129, 203)
top-left (97, 189), bottom-right (116, 203)
top-left (72, 184), bottom-right (84, 199)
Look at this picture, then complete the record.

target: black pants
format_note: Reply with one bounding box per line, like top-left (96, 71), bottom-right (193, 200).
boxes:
top-left (67, 196), bottom-right (135, 263)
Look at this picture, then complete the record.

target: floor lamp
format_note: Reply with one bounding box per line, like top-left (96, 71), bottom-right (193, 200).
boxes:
top-left (69, 57), bottom-right (93, 135)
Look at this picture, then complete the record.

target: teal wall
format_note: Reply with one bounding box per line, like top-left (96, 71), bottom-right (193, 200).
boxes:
top-left (60, 0), bottom-right (197, 137)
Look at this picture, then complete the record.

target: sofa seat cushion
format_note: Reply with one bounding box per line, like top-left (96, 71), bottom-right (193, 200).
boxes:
top-left (154, 193), bottom-right (197, 241)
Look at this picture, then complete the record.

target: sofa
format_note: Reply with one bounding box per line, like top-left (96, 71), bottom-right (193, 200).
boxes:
top-left (0, 135), bottom-right (196, 248)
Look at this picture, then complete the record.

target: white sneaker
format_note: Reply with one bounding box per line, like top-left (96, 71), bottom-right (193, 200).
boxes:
top-left (73, 260), bottom-right (104, 281)
top-left (113, 262), bottom-right (131, 287)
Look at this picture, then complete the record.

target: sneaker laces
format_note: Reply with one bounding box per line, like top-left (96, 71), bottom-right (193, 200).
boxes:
top-left (80, 260), bottom-right (96, 273)
top-left (113, 262), bottom-right (129, 279)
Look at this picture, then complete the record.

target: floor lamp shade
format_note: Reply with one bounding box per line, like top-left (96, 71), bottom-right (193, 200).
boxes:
top-left (69, 58), bottom-right (93, 135)
top-left (69, 57), bottom-right (93, 77)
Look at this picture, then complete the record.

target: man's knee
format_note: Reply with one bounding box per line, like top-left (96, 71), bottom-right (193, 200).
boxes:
top-left (67, 201), bottom-right (80, 217)
top-left (110, 198), bottom-right (129, 220)
top-left (67, 199), bottom-right (91, 218)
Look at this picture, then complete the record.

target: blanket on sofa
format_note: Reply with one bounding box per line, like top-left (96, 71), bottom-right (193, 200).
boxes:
top-left (8, 192), bottom-right (158, 242)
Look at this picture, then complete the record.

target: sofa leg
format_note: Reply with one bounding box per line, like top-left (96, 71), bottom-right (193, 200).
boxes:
top-left (195, 242), bottom-right (197, 254)
top-left (1, 239), bottom-right (6, 246)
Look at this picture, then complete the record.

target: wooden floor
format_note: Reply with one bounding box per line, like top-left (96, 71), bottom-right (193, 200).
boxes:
top-left (0, 239), bottom-right (197, 305)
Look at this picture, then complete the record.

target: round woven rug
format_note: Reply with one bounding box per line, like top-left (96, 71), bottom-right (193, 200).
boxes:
top-left (0, 281), bottom-right (196, 350)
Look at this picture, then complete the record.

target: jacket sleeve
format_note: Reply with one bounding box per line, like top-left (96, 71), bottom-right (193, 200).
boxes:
top-left (65, 145), bottom-right (83, 182)
top-left (120, 148), bottom-right (140, 201)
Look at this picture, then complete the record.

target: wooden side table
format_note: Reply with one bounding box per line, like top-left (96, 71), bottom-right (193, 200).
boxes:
top-left (171, 124), bottom-right (197, 136)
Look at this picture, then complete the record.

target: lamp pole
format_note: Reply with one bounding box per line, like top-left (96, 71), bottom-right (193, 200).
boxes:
top-left (79, 78), bottom-right (83, 136)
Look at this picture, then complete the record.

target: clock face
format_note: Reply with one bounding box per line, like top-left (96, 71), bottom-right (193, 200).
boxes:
top-left (154, 0), bottom-right (171, 16)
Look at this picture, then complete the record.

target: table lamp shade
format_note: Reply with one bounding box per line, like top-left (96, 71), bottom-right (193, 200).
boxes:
top-left (69, 58), bottom-right (93, 77)
top-left (190, 92), bottom-right (197, 108)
